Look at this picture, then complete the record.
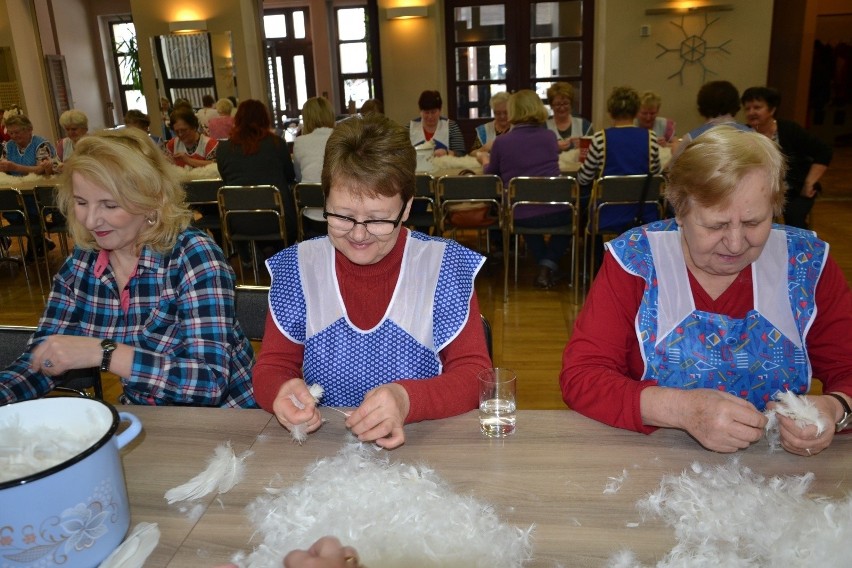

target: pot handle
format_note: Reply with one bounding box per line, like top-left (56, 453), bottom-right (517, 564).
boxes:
top-left (116, 412), bottom-right (143, 449)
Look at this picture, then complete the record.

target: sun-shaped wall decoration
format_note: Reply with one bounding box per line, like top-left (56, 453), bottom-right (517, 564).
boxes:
top-left (656, 14), bottom-right (732, 84)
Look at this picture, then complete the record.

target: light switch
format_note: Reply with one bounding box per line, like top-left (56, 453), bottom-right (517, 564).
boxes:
top-left (640, 25), bottom-right (651, 37)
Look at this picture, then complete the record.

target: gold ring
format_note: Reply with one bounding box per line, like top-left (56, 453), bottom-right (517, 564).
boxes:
top-left (344, 556), bottom-right (360, 567)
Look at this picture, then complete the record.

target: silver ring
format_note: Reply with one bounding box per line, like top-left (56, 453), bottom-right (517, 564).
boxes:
top-left (806, 448), bottom-right (812, 456)
top-left (43, 359), bottom-right (54, 368)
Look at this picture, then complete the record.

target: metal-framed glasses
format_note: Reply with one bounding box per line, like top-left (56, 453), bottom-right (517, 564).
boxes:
top-left (323, 203), bottom-right (407, 236)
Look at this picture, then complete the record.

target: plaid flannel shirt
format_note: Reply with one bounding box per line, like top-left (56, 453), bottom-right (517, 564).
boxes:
top-left (0, 228), bottom-right (256, 407)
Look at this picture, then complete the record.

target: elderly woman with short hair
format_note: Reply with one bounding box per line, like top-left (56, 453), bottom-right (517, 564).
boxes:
top-left (253, 114), bottom-right (491, 449)
top-left (634, 91), bottom-right (675, 146)
top-left (207, 98), bottom-right (236, 140)
top-left (0, 114), bottom-right (55, 176)
top-left (55, 109), bottom-right (89, 163)
top-left (562, 126), bottom-right (852, 456)
top-left (546, 82), bottom-right (593, 151)
top-left (293, 96), bottom-right (336, 183)
top-left (165, 107), bottom-right (218, 168)
top-left (0, 127), bottom-right (256, 407)
top-left (470, 91), bottom-right (510, 155)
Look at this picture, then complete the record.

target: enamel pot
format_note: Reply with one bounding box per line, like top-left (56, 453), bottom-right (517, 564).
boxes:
top-left (0, 397), bottom-right (142, 567)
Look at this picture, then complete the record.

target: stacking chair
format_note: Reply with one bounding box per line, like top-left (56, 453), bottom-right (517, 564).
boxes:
top-left (584, 174), bottom-right (665, 284)
top-left (0, 187), bottom-right (44, 291)
top-left (184, 179), bottom-right (223, 243)
top-left (0, 324), bottom-right (103, 399)
top-left (293, 182), bottom-right (326, 241)
top-left (33, 184), bottom-right (70, 276)
top-left (234, 285), bottom-right (270, 342)
top-left (218, 185), bottom-right (289, 284)
top-left (436, 174), bottom-right (503, 252)
top-left (406, 173), bottom-right (437, 235)
top-left (504, 176), bottom-right (579, 303)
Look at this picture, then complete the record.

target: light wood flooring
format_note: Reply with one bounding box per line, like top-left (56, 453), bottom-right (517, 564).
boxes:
top-left (2, 147), bottom-right (851, 409)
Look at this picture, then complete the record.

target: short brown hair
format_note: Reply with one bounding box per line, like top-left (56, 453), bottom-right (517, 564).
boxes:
top-left (301, 97), bottom-right (336, 134)
top-left (508, 89), bottom-right (548, 125)
top-left (417, 90), bottom-right (442, 111)
top-left (666, 125), bottom-right (786, 218)
top-left (321, 114), bottom-right (415, 203)
top-left (57, 128), bottom-right (192, 253)
top-left (546, 82), bottom-right (575, 105)
top-left (607, 86), bottom-right (640, 120)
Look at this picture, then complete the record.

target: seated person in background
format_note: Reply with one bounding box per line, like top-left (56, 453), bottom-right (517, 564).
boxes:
top-left (577, 85), bottom-right (662, 233)
top-left (253, 114), bottom-right (491, 449)
top-left (545, 82), bottom-right (592, 151)
top-left (359, 98), bottom-right (384, 116)
top-left (207, 98), bottom-right (235, 140)
top-left (470, 91), bottom-right (510, 155)
top-left (55, 108), bottom-right (89, 164)
top-left (672, 80), bottom-right (751, 158)
top-left (741, 86), bottom-right (833, 230)
top-left (165, 107), bottom-right (218, 168)
top-left (124, 109), bottom-right (163, 148)
top-left (217, 99), bottom-right (297, 248)
top-left (0, 128), bottom-right (256, 407)
top-left (408, 90), bottom-right (466, 157)
top-left (195, 94), bottom-right (218, 135)
top-left (561, 126), bottom-right (852, 456)
top-left (634, 91), bottom-right (675, 147)
top-left (0, 113), bottom-right (57, 258)
top-left (293, 96), bottom-right (336, 183)
top-left (479, 89), bottom-right (565, 289)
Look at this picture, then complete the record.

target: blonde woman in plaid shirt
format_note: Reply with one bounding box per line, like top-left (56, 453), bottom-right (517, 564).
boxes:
top-left (0, 128), bottom-right (256, 407)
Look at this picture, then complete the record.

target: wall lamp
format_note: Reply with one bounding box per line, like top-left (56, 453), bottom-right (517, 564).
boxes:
top-left (645, 3), bottom-right (733, 15)
top-left (169, 20), bottom-right (208, 33)
top-left (385, 6), bottom-right (429, 20)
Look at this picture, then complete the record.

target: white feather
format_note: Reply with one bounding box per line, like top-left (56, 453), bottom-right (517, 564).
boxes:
top-left (608, 458), bottom-right (852, 567)
top-left (164, 442), bottom-right (253, 504)
top-left (765, 391), bottom-right (828, 451)
top-left (289, 383), bottom-right (326, 445)
top-left (603, 469), bottom-right (629, 494)
top-left (236, 440), bottom-right (534, 567)
top-left (99, 522), bottom-right (160, 568)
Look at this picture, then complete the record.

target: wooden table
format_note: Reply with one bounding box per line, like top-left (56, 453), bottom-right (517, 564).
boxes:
top-left (120, 407), bottom-right (851, 567)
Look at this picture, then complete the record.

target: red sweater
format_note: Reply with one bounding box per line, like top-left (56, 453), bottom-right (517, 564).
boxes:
top-left (561, 252), bottom-right (852, 433)
top-left (253, 231), bottom-right (491, 422)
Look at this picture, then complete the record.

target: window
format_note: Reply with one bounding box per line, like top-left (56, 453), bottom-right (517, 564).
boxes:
top-left (444, 1), bottom-right (593, 142)
top-left (264, 8), bottom-right (316, 131)
top-left (109, 18), bottom-right (146, 116)
top-left (333, 5), bottom-right (383, 114)
top-left (150, 33), bottom-right (216, 108)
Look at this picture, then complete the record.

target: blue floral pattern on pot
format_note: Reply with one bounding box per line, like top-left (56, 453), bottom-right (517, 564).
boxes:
top-left (0, 479), bottom-right (119, 565)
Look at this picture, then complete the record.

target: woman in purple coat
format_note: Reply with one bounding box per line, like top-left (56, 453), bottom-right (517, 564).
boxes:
top-left (479, 89), bottom-right (564, 288)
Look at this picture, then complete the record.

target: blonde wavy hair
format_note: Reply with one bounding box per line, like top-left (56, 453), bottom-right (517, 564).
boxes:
top-left (57, 128), bottom-right (192, 253)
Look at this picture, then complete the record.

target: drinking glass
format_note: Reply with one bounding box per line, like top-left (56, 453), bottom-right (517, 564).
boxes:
top-left (478, 368), bottom-right (517, 437)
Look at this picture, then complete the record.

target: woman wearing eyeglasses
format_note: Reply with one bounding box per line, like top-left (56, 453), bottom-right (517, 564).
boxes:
top-left (253, 114), bottom-right (491, 449)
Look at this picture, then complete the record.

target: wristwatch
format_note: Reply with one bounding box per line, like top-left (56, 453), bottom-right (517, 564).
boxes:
top-left (100, 339), bottom-right (117, 372)
top-left (826, 393), bottom-right (852, 433)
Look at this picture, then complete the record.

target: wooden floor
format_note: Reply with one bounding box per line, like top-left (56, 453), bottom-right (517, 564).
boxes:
top-left (2, 147), bottom-right (851, 409)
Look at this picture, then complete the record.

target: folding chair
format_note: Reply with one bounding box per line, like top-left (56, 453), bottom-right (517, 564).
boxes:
top-left (0, 324), bottom-right (103, 399)
top-left (0, 188), bottom-right (44, 291)
top-left (33, 184), bottom-right (70, 276)
top-left (436, 174), bottom-right (503, 252)
top-left (406, 173), bottom-right (438, 235)
top-left (504, 176), bottom-right (579, 303)
top-left (218, 185), bottom-right (289, 284)
top-left (584, 174), bottom-right (665, 284)
top-left (293, 182), bottom-right (326, 241)
top-left (184, 179), bottom-right (223, 243)
top-left (235, 285), bottom-right (270, 342)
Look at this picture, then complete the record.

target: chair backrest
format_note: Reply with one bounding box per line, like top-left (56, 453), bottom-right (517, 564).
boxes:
top-left (436, 174), bottom-right (503, 232)
top-left (293, 182), bottom-right (326, 241)
top-left (218, 185), bottom-right (288, 244)
top-left (508, 176), bottom-right (578, 219)
top-left (235, 285), bottom-right (270, 342)
top-left (33, 185), bottom-right (59, 209)
top-left (0, 325), bottom-right (103, 399)
top-left (0, 187), bottom-right (26, 216)
top-left (594, 174), bottom-right (664, 204)
top-left (414, 173), bottom-right (434, 198)
top-left (184, 179), bottom-right (223, 205)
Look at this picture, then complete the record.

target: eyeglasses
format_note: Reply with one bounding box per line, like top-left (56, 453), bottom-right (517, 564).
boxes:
top-left (323, 203), bottom-right (406, 236)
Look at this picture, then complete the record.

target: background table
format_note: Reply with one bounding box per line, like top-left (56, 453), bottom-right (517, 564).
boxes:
top-left (120, 407), bottom-right (851, 567)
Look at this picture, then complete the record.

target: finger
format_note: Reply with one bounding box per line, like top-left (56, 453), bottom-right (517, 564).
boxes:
top-left (283, 550), bottom-right (311, 567)
top-left (374, 426), bottom-right (405, 449)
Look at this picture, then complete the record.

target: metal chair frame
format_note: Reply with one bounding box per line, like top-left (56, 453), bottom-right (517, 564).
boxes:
top-left (436, 174), bottom-right (503, 252)
top-left (407, 173), bottom-right (438, 235)
top-left (33, 184), bottom-right (70, 277)
top-left (218, 185), bottom-right (289, 284)
top-left (504, 176), bottom-right (579, 303)
top-left (583, 174), bottom-right (665, 286)
top-left (293, 182), bottom-right (326, 242)
top-left (184, 179), bottom-right (224, 243)
top-left (0, 187), bottom-right (44, 291)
